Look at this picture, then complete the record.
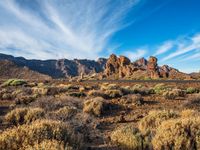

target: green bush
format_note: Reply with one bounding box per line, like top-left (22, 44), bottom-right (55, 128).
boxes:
top-left (2, 79), bottom-right (27, 87)
top-left (153, 83), bottom-right (168, 94)
top-left (186, 87), bottom-right (198, 94)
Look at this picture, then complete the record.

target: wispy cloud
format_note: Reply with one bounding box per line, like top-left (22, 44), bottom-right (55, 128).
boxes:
top-left (124, 49), bottom-right (147, 60)
top-left (154, 41), bottom-right (173, 56)
top-left (162, 34), bottom-right (200, 61)
top-left (0, 0), bottom-right (141, 59)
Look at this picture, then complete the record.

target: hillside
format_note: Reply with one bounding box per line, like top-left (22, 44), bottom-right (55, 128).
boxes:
top-left (0, 60), bottom-right (51, 80)
top-left (0, 53), bottom-right (106, 78)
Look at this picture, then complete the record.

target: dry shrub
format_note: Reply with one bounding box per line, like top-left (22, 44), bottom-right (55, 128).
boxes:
top-left (31, 96), bottom-right (82, 112)
top-left (163, 89), bottom-right (186, 100)
top-left (121, 94), bottom-right (144, 106)
top-left (83, 97), bottom-right (105, 116)
top-left (180, 109), bottom-right (199, 118)
top-left (49, 106), bottom-right (78, 121)
top-left (67, 92), bottom-right (86, 97)
top-left (0, 119), bottom-right (83, 150)
top-left (104, 89), bottom-right (123, 98)
top-left (32, 87), bottom-right (48, 95)
top-left (87, 90), bottom-right (106, 98)
top-left (183, 93), bottom-right (200, 108)
top-left (100, 83), bottom-right (120, 91)
top-left (110, 125), bottom-right (150, 149)
top-left (5, 107), bottom-right (45, 125)
top-left (22, 140), bottom-right (72, 150)
top-left (15, 94), bottom-right (38, 105)
top-left (138, 110), bottom-right (179, 135)
top-left (152, 117), bottom-right (200, 150)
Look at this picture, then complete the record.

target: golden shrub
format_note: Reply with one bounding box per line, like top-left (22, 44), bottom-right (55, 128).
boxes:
top-left (32, 87), bottom-right (48, 95)
top-left (100, 83), bottom-right (119, 91)
top-left (120, 94), bottom-right (144, 106)
top-left (152, 117), bottom-right (200, 150)
top-left (180, 109), bottom-right (199, 118)
top-left (24, 108), bottom-right (45, 124)
top-left (50, 106), bottom-right (77, 121)
top-left (138, 110), bottom-right (179, 135)
top-left (110, 125), bottom-right (149, 149)
top-left (5, 107), bottom-right (45, 125)
top-left (0, 119), bottom-right (82, 150)
top-left (5, 107), bottom-right (28, 125)
top-left (83, 97), bottom-right (105, 116)
top-left (87, 90), bottom-right (106, 98)
top-left (104, 89), bottom-right (123, 98)
top-left (22, 140), bottom-right (72, 150)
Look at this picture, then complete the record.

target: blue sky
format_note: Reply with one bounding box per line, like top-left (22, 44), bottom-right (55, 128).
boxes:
top-left (0, 0), bottom-right (200, 73)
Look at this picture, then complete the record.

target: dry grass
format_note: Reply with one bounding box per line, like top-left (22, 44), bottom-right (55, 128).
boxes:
top-left (22, 139), bottom-right (72, 150)
top-left (87, 90), bottom-right (106, 98)
top-left (120, 94), bottom-right (144, 106)
top-left (49, 106), bottom-right (78, 121)
top-left (138, 110), bottom-right (179, 135)
top-left (180, 109), bottom-right (199, 118)
top-left (104, 89), bottom-right (123, 98)
top-left (110, 125), bottom-right (150, 149)
top-left (5, 107), bottom-right (45, 125)
top-left (0, 119), bottom-right (83, 150)
top-left (83, 97), bottom-right (105, 116)
top-left (152, 117), bottom-right (200, 150)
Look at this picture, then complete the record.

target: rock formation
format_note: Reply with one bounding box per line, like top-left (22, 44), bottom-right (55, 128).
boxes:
top-left (147, 56), bottom-right (160, 79)
top-left (104, 54), bottom-right (192, 80)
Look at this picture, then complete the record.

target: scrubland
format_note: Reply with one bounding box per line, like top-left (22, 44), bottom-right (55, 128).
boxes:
top-left (0, 79), bottom-right (200, 149)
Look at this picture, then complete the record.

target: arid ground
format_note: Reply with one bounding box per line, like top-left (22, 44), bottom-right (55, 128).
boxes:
top-left (0, 79), bottom-right (200, 150)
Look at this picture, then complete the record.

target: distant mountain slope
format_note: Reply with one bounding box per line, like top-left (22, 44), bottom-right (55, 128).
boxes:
top-left (0, 53), bottom-right (195, 80)
top-left (0, 60), bottom-right (51, 80)
top-left (0, 53), bottom-right (107, 78)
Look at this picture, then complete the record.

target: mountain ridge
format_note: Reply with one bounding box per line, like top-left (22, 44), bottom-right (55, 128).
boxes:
top-left (0, 53), bottom-right (197, 80)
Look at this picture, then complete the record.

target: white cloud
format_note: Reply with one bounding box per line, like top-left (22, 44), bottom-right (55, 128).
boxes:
top-left (154, 41), bottom-right (173, 56)
top-left (162, 34), bottom-right (200, 61)
top-left (0, 0), bottom-right (141, 59)
top-left (124, 49), bottom-right (146, 60)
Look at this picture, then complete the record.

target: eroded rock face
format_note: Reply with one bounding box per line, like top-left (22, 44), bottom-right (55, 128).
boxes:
top-left (104, 54), bottom-right (143, 78)
top-left (147, 56), bottom-right (160, 79)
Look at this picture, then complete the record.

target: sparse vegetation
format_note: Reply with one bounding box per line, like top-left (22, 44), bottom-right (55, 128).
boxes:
top-left (1, 79), bottom-right (27, 87)
top-left (110, 125), bottom-right (144, 149)
top-left (153, 83), bottom-right (168, 94)
top-left (152, 117), bottom-right (200, 150)
top-left (0, 119), bottom-right (83, 150)
top-left (1, 79), bottom-right (200, 149)
top-left (5, 107), bottom-right (45, 125)
top-left (186, 87), bottom-right (198, 94)
top-left (138, 110), bottom-right (179, 135)
top-left (83, 97), bottom-right (105, 116)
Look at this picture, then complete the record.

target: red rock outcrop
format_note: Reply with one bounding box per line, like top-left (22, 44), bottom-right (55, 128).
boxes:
top-left (147, 56), bottom-right (160, 79)
top-left (104, 54), bottom-right (191, 80)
